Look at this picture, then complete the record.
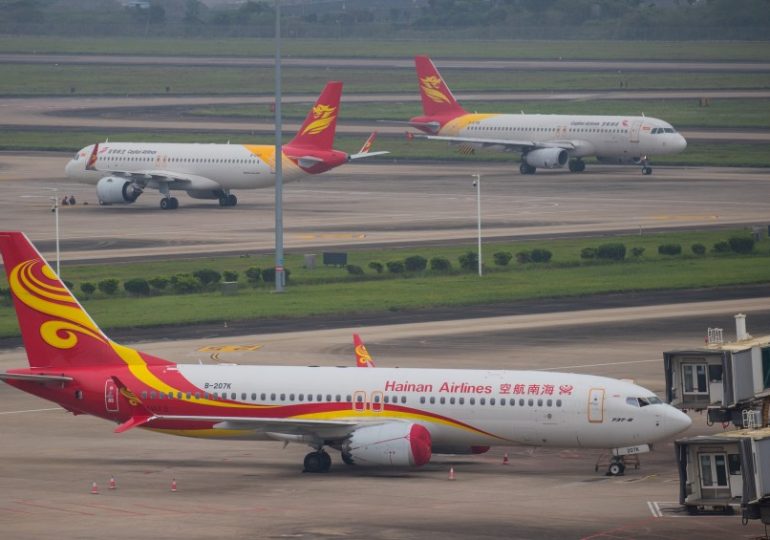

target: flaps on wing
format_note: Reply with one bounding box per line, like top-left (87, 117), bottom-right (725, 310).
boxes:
top-left (414, 134), bottom-right (575, 152)
top-left (156, 415), bottom-right (363, 440)
top-left (0, 373), bottom-right (73, 384)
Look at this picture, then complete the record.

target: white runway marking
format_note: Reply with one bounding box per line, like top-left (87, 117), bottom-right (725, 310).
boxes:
top-left (0, 407), bottom-right (62, 415)
top-left (540, 359), bottom-right (661, 371)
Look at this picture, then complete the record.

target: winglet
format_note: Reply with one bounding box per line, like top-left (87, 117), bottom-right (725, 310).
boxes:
top-left (358, 132), bottom-right (377, 154)
top-left (354, 334), bottom-right (375, 368)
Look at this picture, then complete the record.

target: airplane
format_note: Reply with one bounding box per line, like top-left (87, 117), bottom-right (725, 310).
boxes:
top-left (64, 82), bottom-right (387, 210)
top-left (0, 231), bottom-right (691, 475)
top-left (407, 55), bottom-right (687, 176)
top-left (353, 333), bottom-right (375, 367)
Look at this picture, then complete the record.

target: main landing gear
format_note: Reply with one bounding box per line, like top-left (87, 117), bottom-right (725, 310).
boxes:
top-left (160, 197), bottom-right (179, 210)
top-left (218, 193), bottom-right (237, 207)
top-left (568, 159), bottom-right (586, 173)
top-left (519, 162), bottom-right (536, 175)
top-left (303, 449), bottom-right (332, 473)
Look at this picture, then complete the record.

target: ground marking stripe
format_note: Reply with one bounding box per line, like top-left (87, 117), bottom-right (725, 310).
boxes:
top-left (0, 407), bottom-right (63, 415)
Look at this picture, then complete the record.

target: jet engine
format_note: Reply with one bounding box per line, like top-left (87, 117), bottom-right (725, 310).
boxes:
top-left (342, 422), bottom-right (432, 467)
top-left (96, 177), bottom-right (143, 205)
top-left (524, 148), bottom-right (569, 169)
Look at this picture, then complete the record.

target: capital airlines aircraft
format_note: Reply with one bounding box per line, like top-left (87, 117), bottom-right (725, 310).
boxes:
top-left (64, 82), bottom-right (387, 210)
top-left (0, 232), bottom-right (691, 475)
top-left (409, 56), bottom-right (687, 175)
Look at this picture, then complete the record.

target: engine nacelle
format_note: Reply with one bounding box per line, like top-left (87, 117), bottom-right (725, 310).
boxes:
top-left (524, 148), bottom-right (569, 169)
top-left (96, 177), bottom-right (142, 205)
top-left (342, 422), bottom-right (432, 467)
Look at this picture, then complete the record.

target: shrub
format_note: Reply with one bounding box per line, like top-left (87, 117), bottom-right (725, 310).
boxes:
top-left (193, 269), bottom-right (221, 287)
top-left (429, 257), bottom-right (451, 272)
top-left (63, 280), bottom-right (74, 290)
top-left (515, 250), bottom-right (532, 264)
top-left (148, 277), bottom-right (169, 290)
top-left (386, 260), bottom-right (405, 273)
top-left (222, 270), bottom-right (238, 282)
top-left (80, 282), bottom-right (96, 296)
top-left (713, 241), bottom-right (730, 253)
top-left (123, 278), bottom-right (151, 296)
top-left (630, 247), bottom-right (645, 258)
top-left (458, 251), bottom-right (478, 271)
top-left (245, 266), bottom-right (262, 284)
top-left (346, 264), bottom-right (364, 276)
top-left (170, 274), bottom-right (201, 294)
top-left (691, 243), bottom-right (706, 256)
top-left (493, 251), bottom-right (513, 266)
top-left (368, 261), bottom-right (383, 274)
top-left (404, 255), bottom-right (428, 272)
top-left (580, 247), bottom-right (597, 259)
top-left (658, 243), bottom-right (682, 256)
top-left (530, 248), bottom-right (553, 263)
top-left (0, 287), bottom-right (9, 301)
top-left (729, 236), bottom-right (755, 254)
top-left (97, 279), bottom-right (119, 296)
top-left (597, 243), bottom-right (626, 261)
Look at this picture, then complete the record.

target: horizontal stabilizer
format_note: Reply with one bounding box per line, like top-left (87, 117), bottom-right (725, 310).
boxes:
top-left (349, 150), bottom-right (389, 161)
top-left (0, 373), bottom-right (73, 383)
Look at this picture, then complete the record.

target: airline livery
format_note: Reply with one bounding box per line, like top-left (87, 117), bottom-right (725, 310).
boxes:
top-left (0, 232), bottom-right (691, 475)
top-left (409, 56), bottom-right (687, 175)
top-left (64, 82), bottom-right (387, 210)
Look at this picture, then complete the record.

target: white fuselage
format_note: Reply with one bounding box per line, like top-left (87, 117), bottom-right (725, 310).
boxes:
top-left (444, 113), bottom-right (687, 161)
top-left (142, 364), bottom-right (691, 450)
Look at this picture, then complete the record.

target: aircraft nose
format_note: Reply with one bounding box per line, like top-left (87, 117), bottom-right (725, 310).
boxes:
top-left (64, 159), bottom-right (75, 178)
top-left (675, 134), bottom-right (687, 151)
top-left (665, 406), bottom-right (692, 435)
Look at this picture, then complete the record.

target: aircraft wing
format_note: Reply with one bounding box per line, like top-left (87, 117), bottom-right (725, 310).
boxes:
top-left (151, 414), bottom-right (379, 440)
top-left (413, 134), bottom-right (576, 152)
top-left (94, 169), bottom-right (220, 190)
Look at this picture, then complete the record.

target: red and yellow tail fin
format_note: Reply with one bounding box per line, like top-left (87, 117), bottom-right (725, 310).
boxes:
top-left (414, 55), bottom-right (466, 119)
top-left (287, 81), bottom-right (342, 150)
top-left (0, 232), bottom-right (153, 370)
top-left (353, 333), bottom-right (375, 368)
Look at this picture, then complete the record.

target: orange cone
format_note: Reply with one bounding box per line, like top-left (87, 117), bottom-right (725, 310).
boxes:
top-left (502, 452), bottom-right (509, 465)
top-left (171, 478), bottom-right (177, 492)
top-left (90, 481), bottom-right (99, 494)
top-left (108, 476), bottom-right (116, 490)
top-left (448, 466), bottom-right (456, 481)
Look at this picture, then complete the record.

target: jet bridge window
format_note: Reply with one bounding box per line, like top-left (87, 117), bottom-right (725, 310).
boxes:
top-left (682, 364), bottom-right (708, 394)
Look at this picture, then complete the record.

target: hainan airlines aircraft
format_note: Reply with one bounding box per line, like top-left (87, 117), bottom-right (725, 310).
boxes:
top-left (409, 56), bottom-right (687, 175)
top-left (64, 82), bottom-right (387, 210)
top-left (0, 232), bottom-right (691, 475)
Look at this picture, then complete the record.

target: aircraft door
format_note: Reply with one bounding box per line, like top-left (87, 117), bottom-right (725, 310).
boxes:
top-left (588, 388), bottom-right (605, 423)
top-left (105, 379), bottom-right (119, 413)
top-left (629, 121), bottom-right (642, 143)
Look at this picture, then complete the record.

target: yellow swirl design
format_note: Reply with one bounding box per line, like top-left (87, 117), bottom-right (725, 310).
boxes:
top-left (422, 86), bottom-right (451, 104)
top-left (301, 115), bottom-right (335, 136)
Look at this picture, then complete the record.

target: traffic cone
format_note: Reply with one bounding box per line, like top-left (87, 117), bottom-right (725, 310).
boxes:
top-left (448, 466), bottom-right (456, 481)
top-left (502, 452), bottom-right (509, 465)
top-left (108, 476), bottom-right (116, 490)
top-left (90, 481), bottom-right (99, 495)
top-left (171, 478), bottom-right (177, 492)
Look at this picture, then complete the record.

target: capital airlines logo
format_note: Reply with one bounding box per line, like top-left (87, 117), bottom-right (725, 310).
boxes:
top-left (420, 75), bottom-right (451, 104)
top-left (301, 104), bottom-right (336, 136)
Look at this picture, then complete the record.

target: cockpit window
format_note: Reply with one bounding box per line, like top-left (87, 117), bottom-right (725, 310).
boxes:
top-left (627, 396), bottom-right (662, 407)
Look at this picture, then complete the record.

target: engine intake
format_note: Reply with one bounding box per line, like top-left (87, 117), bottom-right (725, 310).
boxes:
top-left (524, 148), bottom-right (569, 169)
top-left (96, 177), bottom-right (142, 205)
top-left (342, 422), bottom-right (432, 467)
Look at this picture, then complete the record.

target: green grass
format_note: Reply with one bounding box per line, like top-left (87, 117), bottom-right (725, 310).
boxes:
top-left (2, 36), bottom-right (770, 62)
top-left (2, 63), bottom-right (769, 96)
top-left (1, 230), bottom-right (768, 337)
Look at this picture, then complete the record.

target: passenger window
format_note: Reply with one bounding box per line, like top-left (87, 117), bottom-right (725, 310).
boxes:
top-left (346, 395), bottom-right (351, 402)
top-left (195, 392), bottom-right (201, 399)
top-left (401, 396), bottom-right (406, 404)
top-left (335, 394), bottom-right (341, 402)
top-left (480, 398), bottom-right (486, 405)
top-left (420, 396), bottom-right (426, 404)
top-left (289, 394), bottom-right (295, 401)
top-left (429, 397), bottom-right (435, 404)
top-left (150, 391), bottom-right (156, 399)
top-left (556, 399), bottom-right (562, 407)
top-left (459, 397), bottom-right (464, 405)
top-left (141, 391), bottom-right (147, 399)
top-left (270, 393), bottom-right (276, 400)
top-left (547, 399), bottom-right (552, 407)
top-left (251, 393), bottom-right (256, 400)
top-left (450, 397), bottom-right (455, 405)
top-left (537, 399), bottom-right (543, 407)
top-left (528, 399), bottom-right (533, 406)
top-left (470, 398), bottom-right (476, 405)
top-left (384, 396), bottom-right (390, 403)
top-left (519, 399), bottom-right (524, 406)
top-left (510, 398), bottom-right (515, 406)
top-left (186, 392), bottom-right (192, 400)
top-left (241, 393), bottom-right (246, 400)
top-left (440, 397), bottom-right (445, 404)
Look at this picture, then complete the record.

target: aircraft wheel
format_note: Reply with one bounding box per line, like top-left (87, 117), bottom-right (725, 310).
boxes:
top-left (642, 166), bottom-right (653, 175)
top-left (218, 195), bottom-right (227, 207)
top-left (169, 197), bottom-right (179, 210)
top-left (226, 194), bottom-right (237, 207)
top-left (607, 461), bottom-right (625, 476)
top-left (160, 198), bottom-right (170, 210)
top-left (569, 160), bottom-right (585, 173)
top-left (519, 162), bottom-right (536, 175)
top-left (303, 451), bottom-right (329, 473)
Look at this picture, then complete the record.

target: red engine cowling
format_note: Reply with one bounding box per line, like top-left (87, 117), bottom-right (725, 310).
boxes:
top-left (342, 423), bottom-right (432, 467)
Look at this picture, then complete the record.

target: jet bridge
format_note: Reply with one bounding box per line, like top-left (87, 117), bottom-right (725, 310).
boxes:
top-left (676, 427), bottom-right (770, 526)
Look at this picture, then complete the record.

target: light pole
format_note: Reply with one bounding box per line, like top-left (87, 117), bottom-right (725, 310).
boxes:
top-left (274, 0), bottom-right (285, 292)
top-left (21, 188), bottom-right (60, 276)
top-left (472, 173), bottom-right (482, 277)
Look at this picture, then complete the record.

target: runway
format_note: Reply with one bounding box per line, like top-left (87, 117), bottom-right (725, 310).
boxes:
top-left (1, 152), bottom-right (769, 263)
top-left (1, 301), bottom-right (767, 539)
